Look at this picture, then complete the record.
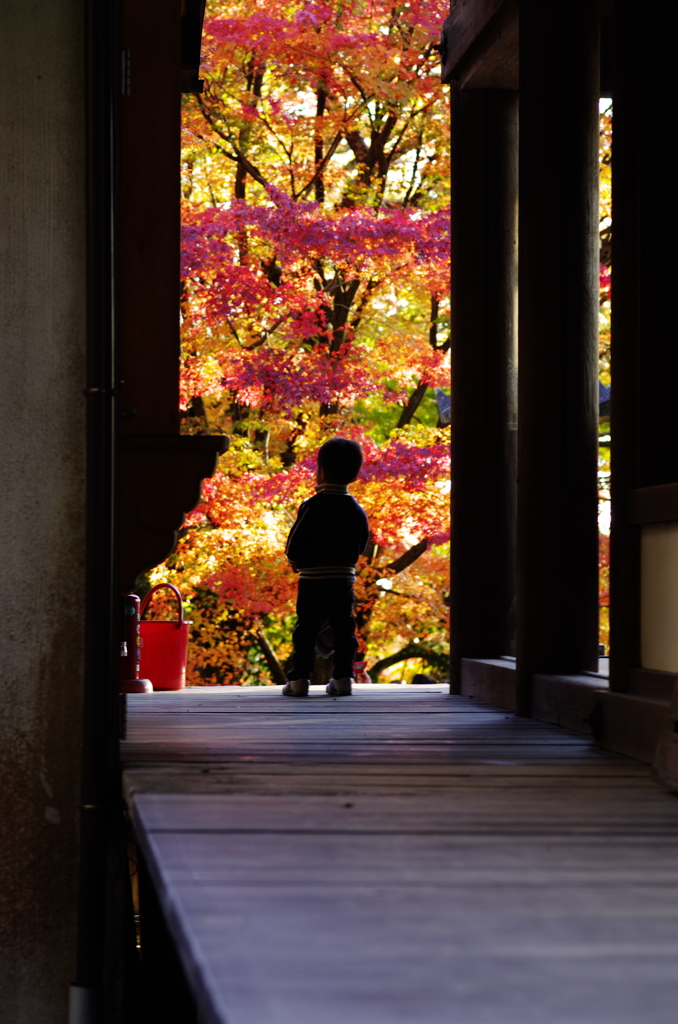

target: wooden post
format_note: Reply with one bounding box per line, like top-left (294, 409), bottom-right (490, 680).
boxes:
top-left (516, 1), bottom-right (600, 715)
top-left (450, 86), bottom-right (518, 693)
top-left (120, 0), bottom-right (181, 436)
top-left (608, 0), bottom-right (640, 693)
top-left (610, 2), bottom-right (678, 694)
top-left (117, 0), bottom-right (227, 592)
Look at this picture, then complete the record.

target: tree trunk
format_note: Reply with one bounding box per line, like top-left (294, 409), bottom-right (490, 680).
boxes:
top-left (368, 643), bottom-right (449, 681)
top-left (396, 380), bottom-right (428, 429)
top-left (314, 85), bottom-right (327, 204)
top-left (255, 628), bottom-right (287, 685)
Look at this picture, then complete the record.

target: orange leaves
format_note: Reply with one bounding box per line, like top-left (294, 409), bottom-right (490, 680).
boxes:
top-left (168, 0), bottom-right (451, 684)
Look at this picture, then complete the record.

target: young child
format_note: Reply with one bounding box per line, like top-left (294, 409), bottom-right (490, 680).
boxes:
top-left (283, 437), bottom-right (369, 697)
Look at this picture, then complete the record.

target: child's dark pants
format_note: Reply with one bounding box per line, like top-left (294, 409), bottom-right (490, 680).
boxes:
top-left (289, 577), bottom-right (358, 680)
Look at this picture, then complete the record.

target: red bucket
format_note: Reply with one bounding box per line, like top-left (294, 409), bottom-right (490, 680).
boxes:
top-left (139, 583), bottom-right (191, 691)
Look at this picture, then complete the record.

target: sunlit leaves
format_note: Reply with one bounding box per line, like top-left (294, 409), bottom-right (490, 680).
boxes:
top-left (161, 0), bottom-right (451, 684)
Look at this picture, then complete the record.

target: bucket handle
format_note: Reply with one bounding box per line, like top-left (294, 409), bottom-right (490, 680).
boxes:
top-left (139, 583), bottom-right (184, 628)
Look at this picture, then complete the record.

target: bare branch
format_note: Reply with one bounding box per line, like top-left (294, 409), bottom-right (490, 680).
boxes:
top-left (345, 128), bottom-right (370, 167)
top-left (350, 277), bottom-right (382, 334)
top-left (225, 317), bottom-right (243, 345)
top-left (196, 97), bottom-right (273, 191)
top-left (396, 381), bottom-right (428, 429)
top-left (255, 628), bottom-right (287, 685)
top-left (385, 538), bottom-right (429, 575)
top-left (295, 132), bottom-right (343, 200)
top-left (368, 642), bottom-right (448, 680)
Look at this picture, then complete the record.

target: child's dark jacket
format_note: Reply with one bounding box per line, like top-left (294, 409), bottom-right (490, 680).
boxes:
top-left (285, 483), bottom-right (369, 581)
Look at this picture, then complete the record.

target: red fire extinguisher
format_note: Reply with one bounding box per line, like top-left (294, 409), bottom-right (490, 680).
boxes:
top-left (120, 593), bottom-right (153, 693)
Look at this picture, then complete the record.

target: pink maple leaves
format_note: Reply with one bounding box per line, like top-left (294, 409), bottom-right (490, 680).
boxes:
top-left (599, 263), bottom-right (611, 304)
top-left (180, 195), bottom-right (450, 413)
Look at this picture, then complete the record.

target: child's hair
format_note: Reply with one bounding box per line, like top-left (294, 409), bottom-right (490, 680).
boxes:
top-left (318, 437), bottom-right (363, 484)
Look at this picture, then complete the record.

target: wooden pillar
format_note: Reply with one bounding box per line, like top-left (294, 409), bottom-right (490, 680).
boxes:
top-left (516, 1), bottom-right (600, 714)
top-left (450, 86), bottom-right (518, 693)
top-left (610, 2), bottom-right (678, 694)
top-left (608, 0), bottom-right (640, 692)
top-left (118, 0), bottom-right (226, 592)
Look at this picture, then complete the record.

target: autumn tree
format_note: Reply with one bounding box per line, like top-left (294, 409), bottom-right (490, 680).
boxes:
top-left (147, 0), bottom-right (451, 684)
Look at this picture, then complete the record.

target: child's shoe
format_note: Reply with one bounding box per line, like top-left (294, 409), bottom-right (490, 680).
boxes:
top-left (282, 678), bottom-right (310, 697)
top-left (326, 677), bottom-right (353, 696)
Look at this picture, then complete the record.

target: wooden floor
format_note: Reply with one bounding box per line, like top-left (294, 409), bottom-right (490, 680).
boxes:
top-left (122, 684), bottom-right (678, 1024)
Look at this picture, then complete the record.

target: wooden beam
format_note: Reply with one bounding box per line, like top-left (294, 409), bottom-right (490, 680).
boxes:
top-left (458, 1), bottom-right (518, 91)
top-left (628, 667), bottom-right (678, 701)
top-left (181, 0), bottom-right (207, 93)
top-left (629, 483), bottom-right (678, 525)
top-left (442, 0), bottom-right (518, 90)
top-left (119, 435), bottom-right (228, 592)
top-left (442, 0), bottom-right (506, 79)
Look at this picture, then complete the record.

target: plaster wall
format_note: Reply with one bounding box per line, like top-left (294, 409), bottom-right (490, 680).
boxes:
top-left (0, 2), bottom-right (87, 1021)
top-left (641, 523), bottom-right (678, 672)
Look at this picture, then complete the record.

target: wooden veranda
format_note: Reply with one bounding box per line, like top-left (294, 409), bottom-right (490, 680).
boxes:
top-left (122, 685), bottom-right (678, 1024)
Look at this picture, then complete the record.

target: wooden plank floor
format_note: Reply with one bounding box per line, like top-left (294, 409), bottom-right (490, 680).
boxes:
top-left (122, 684), bottom-right (678, 1024)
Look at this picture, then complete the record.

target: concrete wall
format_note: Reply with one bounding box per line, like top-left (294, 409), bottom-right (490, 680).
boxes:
top-left (0, 2), bottom-right (87, 1021)
top-left (641, 523), bottom-right (678, 673)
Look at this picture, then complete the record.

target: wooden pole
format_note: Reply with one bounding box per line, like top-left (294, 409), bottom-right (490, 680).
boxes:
top-left (450, 86), bottom-right (518, 693)
top-left (516, 1), bottom-right (601, 715)
top-left (608, 0), bottom-right (640, 693)
top-left (609, 2), bottom-right (678, 693)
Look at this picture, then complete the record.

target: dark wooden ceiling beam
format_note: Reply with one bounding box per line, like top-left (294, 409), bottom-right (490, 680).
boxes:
top-left (442, 0), bottom-right (518, 90)
top-left (629, 484), bottom-right (678, 526)
top-left (181, 0), bottom-right (207, 93)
